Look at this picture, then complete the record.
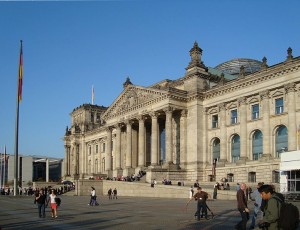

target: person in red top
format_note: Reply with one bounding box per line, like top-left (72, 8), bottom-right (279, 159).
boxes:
top-left (235, 183), bottom-right (249, 230)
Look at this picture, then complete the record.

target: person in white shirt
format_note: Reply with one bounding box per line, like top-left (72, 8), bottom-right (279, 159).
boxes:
top-left (189, 186), bottom-right (194, 199)
top-left (47, 189), bottom-right (58, 218)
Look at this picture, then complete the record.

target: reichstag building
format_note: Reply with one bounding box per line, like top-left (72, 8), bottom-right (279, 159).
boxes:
top-left (63, 42), bottom-right (300, 184)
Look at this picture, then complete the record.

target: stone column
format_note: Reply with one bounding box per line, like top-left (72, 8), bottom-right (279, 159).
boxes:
top-left (260, 90), bottom-right (271, 157)
top-left (105, 127), bottom-right (112, 171)
top-left (150, 112), bottom-right (158, 166)
top-left (219, 103), bottom-right (227, 163)
top-left (180, 110), bottom-right (187, 168)
top-left (164, 107), bottom-right (173, 165)
top-left (126, 120), bottom-right (133, 168)
top-left (46, 158), bottom-right (49, 182)
top-left (64, 145), bottom-right (70, 176)
top-left (138, 116), bottom-right (145, 167)
top-left (115, 124), bottom-right (122, 169)
top-left (285, 83), bottom-right (297, 151)
top-left (238, 97), bottom-right (248, 160)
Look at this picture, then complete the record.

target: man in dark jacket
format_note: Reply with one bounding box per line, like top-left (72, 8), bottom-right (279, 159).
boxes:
top-left (235, 183), bottom-right (249, 230)
top-left (192, 187), bottom-right (210, 221)
top-left (35, 189), bottom-right (47, 218)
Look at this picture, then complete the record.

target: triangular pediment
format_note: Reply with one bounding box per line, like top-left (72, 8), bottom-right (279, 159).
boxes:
top-left (271, 89), bottom-right (284, 98)
top-left (102, 85), bottom-right (168, 120)
top-left (227, 102), bottom-right (237, 109)
top-left (248, 96), bottom-right (260, 104)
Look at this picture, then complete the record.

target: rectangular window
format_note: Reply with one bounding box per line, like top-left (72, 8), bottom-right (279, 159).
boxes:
top-left (212, 115), bottom-right (218, 128)
top-left (251, 104), bottom-right (259, 120)
top-left (231, 109), bottom-right (238, 124)
top-left (248, 172), bottom-right (256, 183)
top-left (275, 97), bottom-right (284, 114)
top-left (96, 144), bottom-right (98, 154)
top-left (89, 146), bottom-right (91, 155)
top-left (252, 153), bottom-right (262, 161)
top-left (102, 143), bottom-right (106, 153)
top-left (91, 113), bottom-right (94, 122)
top-left (272, 171), bottom-right (280, 183)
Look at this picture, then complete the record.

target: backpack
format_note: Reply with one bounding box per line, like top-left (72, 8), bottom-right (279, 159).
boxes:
top-left (273, 196), bottom-right (299, 230)
top-left (55, 197), bottom-right (61, 206)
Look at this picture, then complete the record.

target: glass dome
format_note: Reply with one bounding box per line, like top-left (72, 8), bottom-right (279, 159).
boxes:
top-left (215, 58), bottom-right (262, 76)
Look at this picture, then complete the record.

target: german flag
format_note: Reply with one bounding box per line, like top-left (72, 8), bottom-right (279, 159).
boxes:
top-left (18, 41), bottom-right (23, 102)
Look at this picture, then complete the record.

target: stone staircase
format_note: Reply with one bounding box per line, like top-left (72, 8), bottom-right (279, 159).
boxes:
top-left (73, 179), bottom-right (238, 200)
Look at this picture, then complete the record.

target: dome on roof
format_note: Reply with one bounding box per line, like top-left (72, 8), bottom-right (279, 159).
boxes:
top-left (215, 58), bottom-right (262, 76)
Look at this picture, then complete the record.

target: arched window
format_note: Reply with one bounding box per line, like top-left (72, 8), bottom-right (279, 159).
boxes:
top-left (252, 130), bottom-right (263, 160)
top-left (231, 134), bottom-right (240, 162)
top-left (88, 160), bottom-right (91, 174)
top-left (102, 157), bottom-right (105, 173)
top-left (212, 138), bottom-right (220, 161)
top-left (275, 125), bottom-right (288, 157)
top-left (95, 159), bottom-right (98, 173)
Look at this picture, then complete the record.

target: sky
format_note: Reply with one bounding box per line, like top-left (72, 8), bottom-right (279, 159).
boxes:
top-left (0, 0), bottom-right (300, 158)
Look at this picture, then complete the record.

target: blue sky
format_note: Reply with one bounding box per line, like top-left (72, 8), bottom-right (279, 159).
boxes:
top-left (0, 0), bottom-right (300, 158)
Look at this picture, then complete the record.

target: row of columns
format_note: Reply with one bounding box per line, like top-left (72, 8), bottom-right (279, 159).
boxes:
top-left (104, 108), bottom-right (187, 172)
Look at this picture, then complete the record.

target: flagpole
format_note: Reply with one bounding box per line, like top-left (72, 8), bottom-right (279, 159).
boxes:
top-left (92, 85), bottom-right (94, 105)
top-left (4, 145), bottom-right (7, 189)
top-left (14, 40), bottom-right (23, 196)
top-left (0, 147), bottom-right (2, 190)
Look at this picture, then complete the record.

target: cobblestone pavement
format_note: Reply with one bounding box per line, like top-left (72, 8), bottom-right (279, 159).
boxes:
top-left (0, 195), bottom-right (299, 230)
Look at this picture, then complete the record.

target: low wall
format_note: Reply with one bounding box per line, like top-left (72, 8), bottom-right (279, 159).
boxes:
top-left (74, 180), bottom-right (237, 200)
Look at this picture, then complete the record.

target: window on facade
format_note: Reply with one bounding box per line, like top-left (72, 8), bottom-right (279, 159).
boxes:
top-left (231, 109), bottom-right (238, 124)
top-left (231, 134), bottom-right (240, 162)
top-left (102, 157), bottom-right (105, 173)
top-left (212, 138), bottom-right (220, 161)
top-left (272, 170), bottom-right (280, 183)
top-left (102, 143), bottom-right (106, 153)
top-left (96, 144), bottom-right (98, 154)
top-left (284, 170), bottom-right (300, 192)
top-left (96, 114), bottom-right (100, 123)
top-left (251, 104), bottom-right (259, 120)
top-left (252, 130), bottom-right (263, 160)
top-left (88, 160), bottom-right (91, 174)
top-left (275, 97), bottom-right (284, 114)
top-left (275, 125), bottom-right (288, 158)
top-left (212, 115), bottom-right (218, 128)
top-left (227, 173), bottom-right (234, 182)
top-left (89, 146), bottom-right (91, 155)
top-left (248, 172), bottom-right (256, 183)
top-left (95, 159), bottom-right (98, 173)
top-left (91, 113), bottom-right (94, 122)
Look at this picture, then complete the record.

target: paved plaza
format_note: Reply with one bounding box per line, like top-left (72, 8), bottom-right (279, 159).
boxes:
top-left (0, 195), bottom-right (299, 230)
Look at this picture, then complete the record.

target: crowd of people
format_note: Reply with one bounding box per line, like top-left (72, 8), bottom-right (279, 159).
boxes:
top-left (235, 182), bottom-right (299, 230)
top-left (0, 183), bottom-right (74, 196)
top-left (4, 177), bottom-right (299, 229)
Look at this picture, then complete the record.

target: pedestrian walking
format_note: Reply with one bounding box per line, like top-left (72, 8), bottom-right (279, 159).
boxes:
top-left (249, 182), bottom-right (263, 229)
top-left (35, 189), bottom-right (47, 218)
top-left (108, 188), bottom-right (112, 199)
top-left (213, 182), bottom-right (219, 199)
top-left (113, 188), bottom-right (118, 199)
top-left (189, 186), bottom-right (194, 199)
top-left (258, 184), bottom-right (283, 230)
top-left (186, 187), bottom-right (211, 221)
top-left (235, 183), bottom-right (249, 230)
top-left (47, 189), bottom-right (58, 218)
top-left (89, 187), bottom-right (99, 206)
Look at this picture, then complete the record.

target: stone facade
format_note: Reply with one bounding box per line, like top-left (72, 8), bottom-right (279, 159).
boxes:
top-left (64, 42), bottom-right (300, 184)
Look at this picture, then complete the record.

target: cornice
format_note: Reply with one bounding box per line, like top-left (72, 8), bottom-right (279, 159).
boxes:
top-left (205, 59), bottom-right (300, 100)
